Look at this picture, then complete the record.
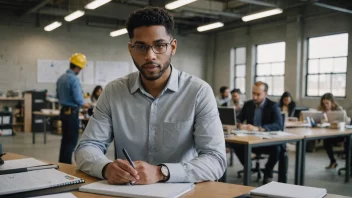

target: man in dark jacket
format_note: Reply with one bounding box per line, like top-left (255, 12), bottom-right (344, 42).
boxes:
top-left (236, 81), bottom-right (283, 184)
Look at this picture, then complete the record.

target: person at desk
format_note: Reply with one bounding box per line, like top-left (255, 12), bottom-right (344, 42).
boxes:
top-left (74, 7), bottom-right (226, 185)
top-left (235, 81), bottom-right (283, 184)
top-left (279, 91), bottom-right (296, 117)
top-left (228, 88), bottom-right (244, 110)
top-left (56, 53), bottom-right (91, 164)
top-left (87, 86), bottom-right (103, 116)
top-left (318, 93), bottom-right (350, 169)
top-left (216, 86), bottom-right (230, 107)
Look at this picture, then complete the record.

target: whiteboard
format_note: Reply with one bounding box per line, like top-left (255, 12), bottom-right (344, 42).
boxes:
top-left (95, 61), bottom-right (130, 86)
top-left (37, 59), bottom-right (95, 85)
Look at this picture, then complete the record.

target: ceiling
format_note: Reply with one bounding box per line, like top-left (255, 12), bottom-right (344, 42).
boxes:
top-left (0, 0), bottom-right (351, 35)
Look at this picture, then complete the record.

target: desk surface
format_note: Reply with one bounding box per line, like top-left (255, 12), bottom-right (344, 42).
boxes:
top-left (3, 153), bottom-right (349, 198)
top-left (286, 127), bottom-right (352, 138)
top-left (286, 121), bottom-right (311, 128)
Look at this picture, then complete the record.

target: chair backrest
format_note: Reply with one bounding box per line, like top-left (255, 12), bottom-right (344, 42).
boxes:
top-left (293, 106), bottom-right (309, 118)
top-left (280, 111), bottom-right (287, 131)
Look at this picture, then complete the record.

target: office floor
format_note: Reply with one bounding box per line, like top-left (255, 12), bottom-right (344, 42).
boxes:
top-left (1, 132), bottom-right (351, 197)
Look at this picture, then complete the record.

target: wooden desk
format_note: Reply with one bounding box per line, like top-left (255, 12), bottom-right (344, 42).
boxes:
top-left (287, 128), bottom-right (352, 185)
top-left (225, 133), bottom-right (304, 186)
top-left (3, 153), bottom-right (348, 198)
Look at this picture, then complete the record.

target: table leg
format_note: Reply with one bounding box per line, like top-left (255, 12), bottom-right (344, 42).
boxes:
top-left (244, 144), bottom-right (252, 186)
top-left (300, 139), bottom-right (307, 185)
top-left (345, 135), bottom-right (351, 183)
top-left (295, 140), bottom-right (302, 185)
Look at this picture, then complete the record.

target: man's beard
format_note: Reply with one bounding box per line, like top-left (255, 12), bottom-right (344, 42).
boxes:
top-left (132, 54), bottom-right (172, 81)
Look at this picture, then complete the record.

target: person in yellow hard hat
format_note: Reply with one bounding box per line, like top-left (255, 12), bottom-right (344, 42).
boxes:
top-left (56, 53), bottom-right (90, 164)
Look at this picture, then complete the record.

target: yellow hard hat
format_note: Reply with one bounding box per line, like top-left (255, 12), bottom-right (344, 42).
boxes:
top-left (70, 53), bottom-right (87, 69)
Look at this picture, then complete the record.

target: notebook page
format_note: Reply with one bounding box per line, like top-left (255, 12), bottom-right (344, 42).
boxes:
top-left (80, 180), bottom-right (194, 198)
top-left (31, 192), bottom-right (77, 198)
top-left (0, 158), bottom-right (47, 170)
top-left (0, 169), bottom-right (83, 195)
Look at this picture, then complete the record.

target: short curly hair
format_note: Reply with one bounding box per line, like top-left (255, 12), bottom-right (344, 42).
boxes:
top-left (126, 7), bottom-right (174, 39)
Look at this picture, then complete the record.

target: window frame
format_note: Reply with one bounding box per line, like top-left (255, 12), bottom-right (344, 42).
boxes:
top-left (305, 33), bottom-right (348, 98)
top-left (254, 41), bottom-right (286, 97)
top-left (233, 47), bottom-right (246, 94)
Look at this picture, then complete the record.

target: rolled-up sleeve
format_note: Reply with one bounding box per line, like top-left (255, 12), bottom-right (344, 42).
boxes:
top-left (74, 83), bottom-right (114, 179)
top-left (165, 84), bottom-right (226, 183)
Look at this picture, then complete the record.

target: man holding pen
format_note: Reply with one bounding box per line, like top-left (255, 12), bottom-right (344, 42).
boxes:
top-left (74, 7), bottom-right (226, 185)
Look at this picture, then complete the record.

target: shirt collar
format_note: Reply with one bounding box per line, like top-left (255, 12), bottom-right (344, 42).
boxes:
top-left (66, 69), bottom-right (75, 75)
top-left (129, 65), bottom-right (179, 94)
top-left (256, 98), bottom-right (266, 108)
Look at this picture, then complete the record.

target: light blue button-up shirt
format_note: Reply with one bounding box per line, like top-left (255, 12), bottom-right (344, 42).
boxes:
top-left (56, 69), bottom-right (84, 107)
top-left (74, 66), bottom-right (226, 183)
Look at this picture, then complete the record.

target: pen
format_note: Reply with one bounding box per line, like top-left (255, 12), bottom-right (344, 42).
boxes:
top-left (0, 164), bottom-right (59, 175)
top-left (122, 148), bottom-right (136, 185)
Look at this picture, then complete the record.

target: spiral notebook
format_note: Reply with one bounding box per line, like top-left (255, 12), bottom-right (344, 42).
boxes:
top-left (0, 169), bottom-right (85, 197)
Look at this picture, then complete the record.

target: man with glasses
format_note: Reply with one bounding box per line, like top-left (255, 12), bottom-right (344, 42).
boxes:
top-left (75, 7), bottom-right (226, 185)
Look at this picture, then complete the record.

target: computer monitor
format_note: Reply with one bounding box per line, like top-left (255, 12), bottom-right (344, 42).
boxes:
top-left (301, 111), bottom-right (323, 124)
top-left (326, 111), bottom-right (346, 122)
top-left (218, 107), bottom-right (236, 125)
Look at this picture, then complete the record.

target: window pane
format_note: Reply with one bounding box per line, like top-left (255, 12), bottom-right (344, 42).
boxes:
top-left (235, 77), bottom-right (246, 93)
top-left (319, 74), bottom-right (331, 96)
top-left (257, 64), bottom-right (271, 76)
top-left (236, 65), bottom-right (246, 77)
top-left (307, 75), bottom-right (319, 96)
top-left (273, 76), bottom-right (284, 96)
top-left (319, 58), bottom-right (333, 73)
top-left (333, 57), bottom-right (347, 73)
top-left (309, 33), bottom-right (349, 59)
top-left (256, 76), bottom-right (272, 95)
top-left (236, 47), bottom-right (246, 64)
top-left (257, 42), bottom-right (286, 63)
top-left (332, 74), bottom-right (346, 97)
top-left (271, 62), bottom-right (285, 75)
top-left (308, 59), bottom-right (319, 74)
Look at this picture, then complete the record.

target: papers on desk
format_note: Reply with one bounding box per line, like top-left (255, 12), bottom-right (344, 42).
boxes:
top-left (0, 158), bottom-right (47, 170)
top-left (346, 125), bottom-right (352, 129)
top-left (250, 181), bottom-right (327, 198)
top-left (31, 192), bottom-right (77, 198)
top-left (79, 180), bottom-right (195, 198)
top-left (231, 130), bottom-right (295, 139)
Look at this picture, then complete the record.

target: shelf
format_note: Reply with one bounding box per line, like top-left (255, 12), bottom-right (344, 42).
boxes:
top-left (12, 123), bottom-right (24, 126)
top-left (0, 97), bottom-right (24, 101)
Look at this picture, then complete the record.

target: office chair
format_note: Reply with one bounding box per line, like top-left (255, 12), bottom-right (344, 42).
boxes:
top-left (237, 112), bottom-right (288, 183)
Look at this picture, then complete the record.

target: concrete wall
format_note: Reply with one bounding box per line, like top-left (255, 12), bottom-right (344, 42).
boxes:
top-left (0, 21), bottom-right (208, 95)
top-left (211, 9), bottom-right (352, 116)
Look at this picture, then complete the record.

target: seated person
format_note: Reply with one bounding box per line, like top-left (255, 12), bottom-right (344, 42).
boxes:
top-left (228, 88), bottom-right (244, 111)
top-left (279, 91), bottom-right (296, 117)
top-left (74, 7), bottom-right (226, 185)
top-left (319, 93), bottom-right (351, 169)
top-left (216, 86), bottom-right (230, 107)
top-left (91, 85), bottom-right (103, 104)
top-left (235, 81), bottom-right (283, 184)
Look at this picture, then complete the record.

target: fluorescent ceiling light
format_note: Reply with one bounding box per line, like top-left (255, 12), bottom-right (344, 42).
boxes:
top-left (44, 21), bottom-right (62, 31)
top-left (165, 0), bottom-right (197, 10)
top-left (64, 10), bottom-right (85, 22)
top-left (85, 0), bottom-right (111, 10)
top-left (197, 22), bottom-right (224, 32)
top-left (242, 8), bottom-right (283, 22)
top-left (110, 28), bottom-right (128, 37)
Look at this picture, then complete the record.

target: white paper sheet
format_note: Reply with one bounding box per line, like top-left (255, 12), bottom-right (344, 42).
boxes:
top-left (31, 192), bottom-right (77, 198)
top-left (0, 158), bottom-right (47, 170)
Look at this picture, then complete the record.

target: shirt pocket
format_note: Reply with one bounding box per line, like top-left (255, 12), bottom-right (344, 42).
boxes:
top-left (162, 120), bottom-right (193, 150)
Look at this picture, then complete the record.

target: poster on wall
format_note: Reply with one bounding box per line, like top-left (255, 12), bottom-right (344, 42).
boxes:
top-left (95, 61), bottom-right (130, 86)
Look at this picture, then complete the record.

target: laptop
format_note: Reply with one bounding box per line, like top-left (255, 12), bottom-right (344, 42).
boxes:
top-left (301, 111), bottom-right (323, 124)
top-left (326, 111), bottom-right (346, 122)
top-left (218, 107), bottom-right (236, 125)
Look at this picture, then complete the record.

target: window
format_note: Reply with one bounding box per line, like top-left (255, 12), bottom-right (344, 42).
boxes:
top-left (306, 33), bottom-right (348, 97)
top-left (255, 42), bottom-right (285, 96)
top-left (233, 47), bottom-right (246, 93)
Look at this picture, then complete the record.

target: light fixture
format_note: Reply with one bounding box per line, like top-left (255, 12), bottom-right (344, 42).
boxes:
top-left (44, 21), bottom-right (62, 31)
top-left (165, 0), bottom-right (197, 10)
top-left (197, 22), bottom-right (224, 32)
top-left (64, 10), bottom-right (85, 22)
top-left (242, 8), bottom-right (283, 22)
top-left (85, 0), bottom-right (112, 10)
top-left (110, 28), bottom-right (128, 37)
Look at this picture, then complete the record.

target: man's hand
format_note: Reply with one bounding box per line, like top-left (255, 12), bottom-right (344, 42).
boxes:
top-left (246, 124), bottom-right (260, 131)
top-left (133, 161), bottom-right (163, 185)
top-left (104, 159), bottom-right (139, 185)
top-left (238, 124), bottom-right (248, 130)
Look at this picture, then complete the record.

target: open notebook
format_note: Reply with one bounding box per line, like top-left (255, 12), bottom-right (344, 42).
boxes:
top-left (0, 168), bottom-right (85, 197)
top-left (250, 181), bottom-right (327, 198)
top-left (79, 180), bottom-right (195, 198)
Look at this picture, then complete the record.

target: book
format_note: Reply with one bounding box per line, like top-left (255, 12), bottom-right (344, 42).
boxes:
top-left (0, 169), bottom-right (85, 197)
top-left (250, 181), bottom-right (327, 198)
top-left (79, 180), bottom-right (195, 198)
